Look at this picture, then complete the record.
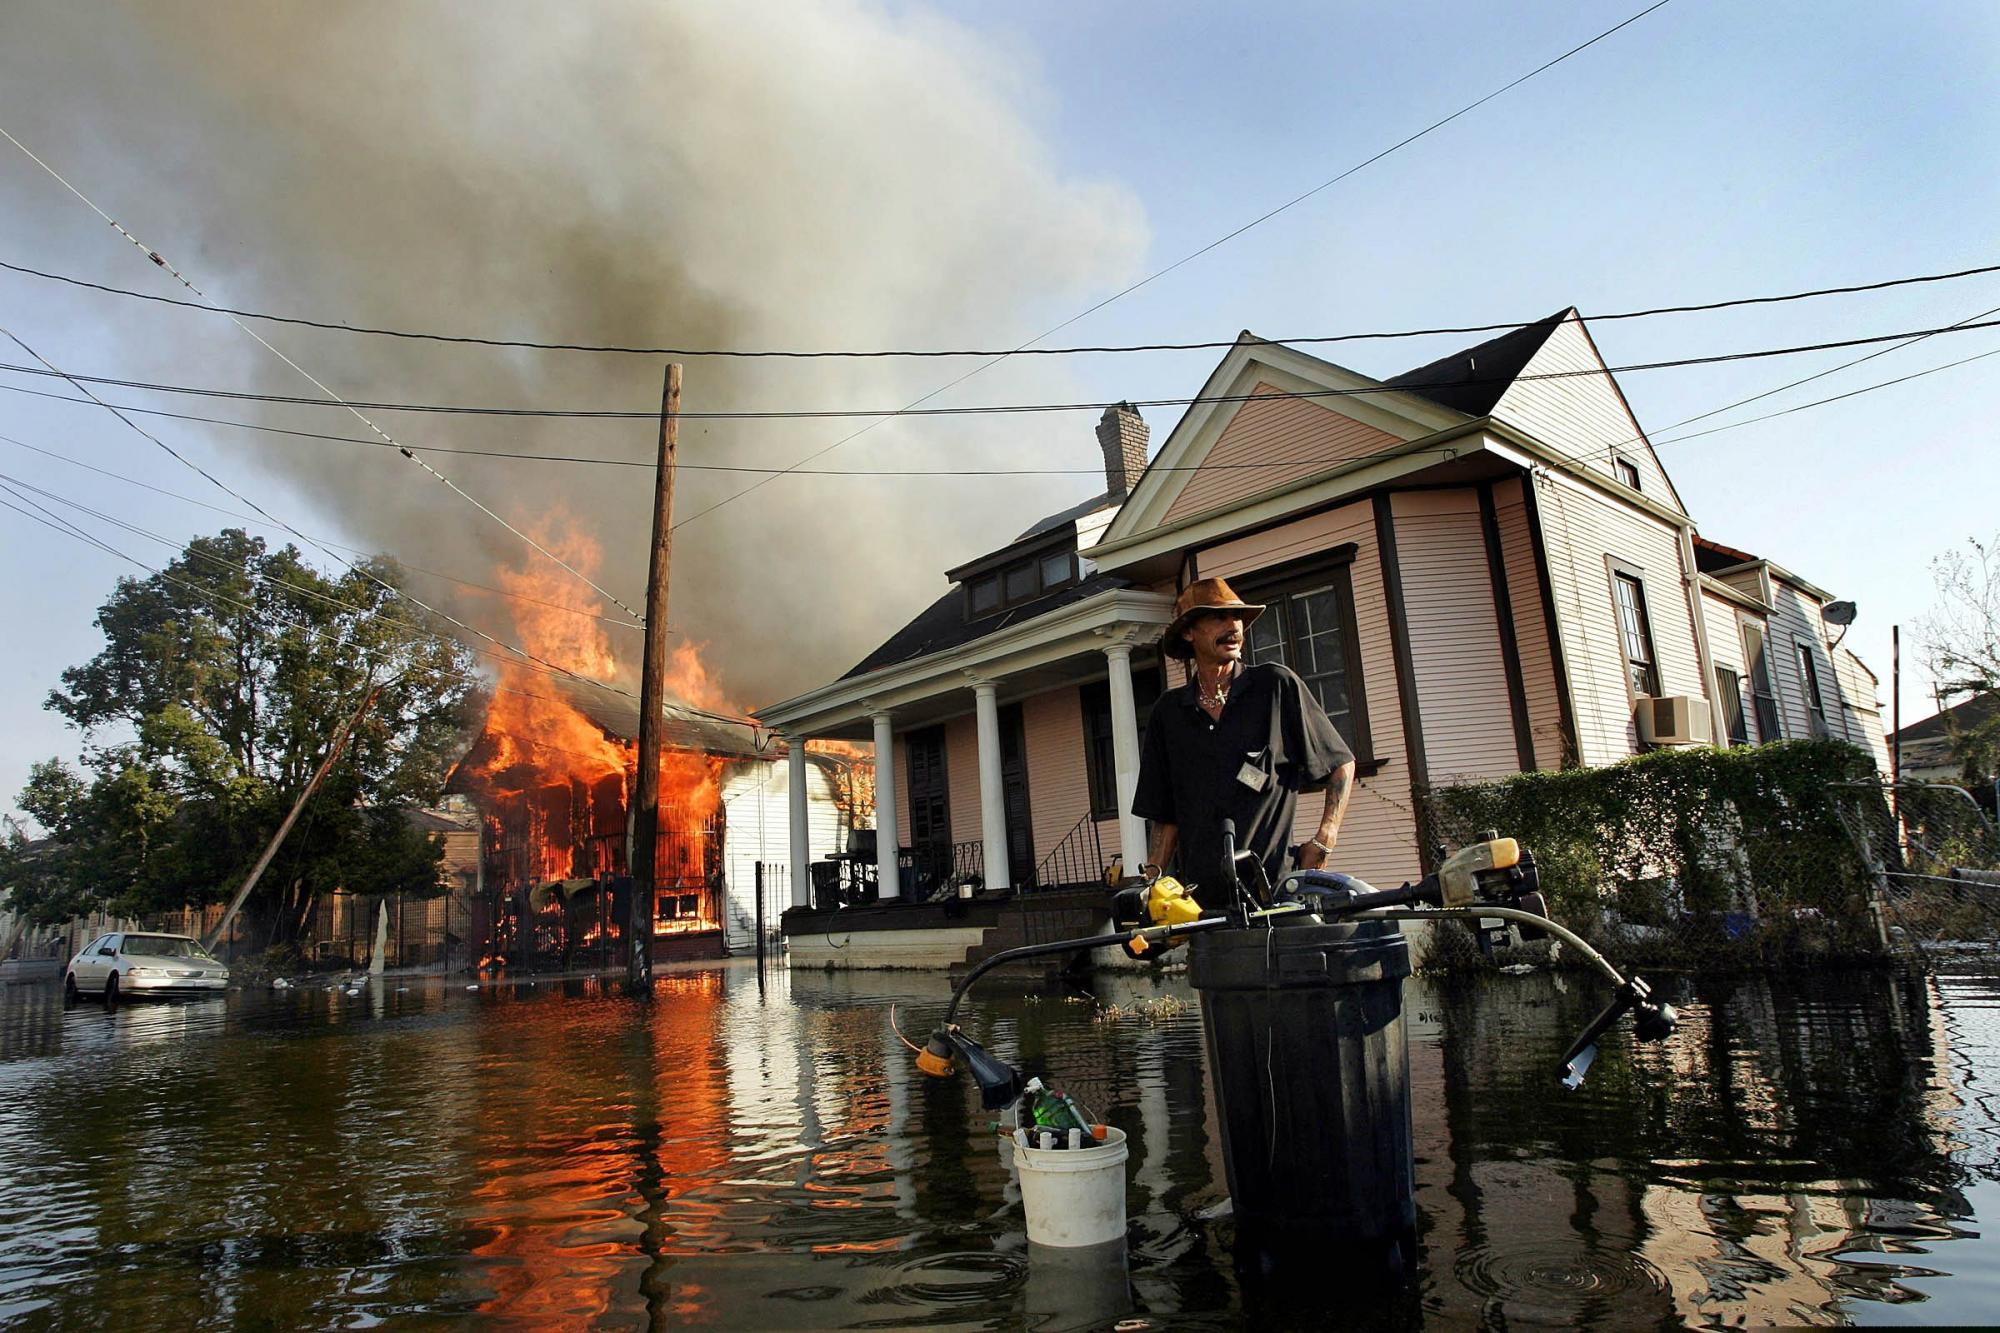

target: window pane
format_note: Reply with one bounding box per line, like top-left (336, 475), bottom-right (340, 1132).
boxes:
top-left (1005, 562), bottom-right (1037, 601)
top-left (1613, 573), bottom-right (1659, 695)
top-left (1796, 642), bottom-right (1827, 734)
top-left (970, 576), bottom-right (1000, 613)
top-left (1716, 669), bottom-right (1747, 744)
top-left (1247, 604), bottom-right (1287, 667)
top-left (1292, 585), bottom-right (1347, 679)
top-left (1040, 552), bottom-right (1072, 588)
top-left (1615, 458), bottom-right (1641, 491)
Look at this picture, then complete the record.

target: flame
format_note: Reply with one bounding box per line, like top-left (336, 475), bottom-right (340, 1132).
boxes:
top-left (806, 740), bottom-right (876, 831)
top-left (456, 510), bottom-right (731, 944)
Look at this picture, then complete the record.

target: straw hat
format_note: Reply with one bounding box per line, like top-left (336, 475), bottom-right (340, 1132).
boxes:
top-left (1160, 577), bottom-right (1264, 660)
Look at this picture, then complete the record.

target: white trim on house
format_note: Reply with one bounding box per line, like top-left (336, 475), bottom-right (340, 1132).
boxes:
top-left (1698, 572), bottom-right (1771, 613)
top-left (1100, 335), bottom-right (1469, 547)
top-left (754, 586), bottom-right (1176, 736)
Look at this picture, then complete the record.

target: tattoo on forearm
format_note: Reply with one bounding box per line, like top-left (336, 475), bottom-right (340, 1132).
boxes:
top-left (1320, 764), bottom-right (1354, 841)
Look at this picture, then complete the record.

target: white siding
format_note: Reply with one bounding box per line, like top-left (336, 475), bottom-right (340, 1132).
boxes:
top-left (1701, 592), bottom-right (1749, 680)
top-left (1492, 476), bottom-right (1567, 770)
top-left (1768, 579), bottom-right (1844, 745)
top-left (1390, 489), bottom-right (1522, 785)
top-left (1834, 648), bottom-right (1891, 774)
top-left (1197, 500), bottom-right (1422, 886)
top-left (1704, 588), bottom-right (1752, 740)
top-left (1533, 469), bottom-right (1703, 766)
top-left (1494, 317), bottom-right (1685, 512)
top-left (720, 758), bottom-right (843, 948)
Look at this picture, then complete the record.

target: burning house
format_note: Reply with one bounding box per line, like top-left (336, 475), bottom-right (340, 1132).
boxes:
top-left (441, 520), bottom-right (864, 970)
top-left (449, 675), bottom-right (860, 968)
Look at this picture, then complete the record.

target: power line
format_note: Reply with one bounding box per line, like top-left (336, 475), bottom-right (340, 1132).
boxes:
top-left (1564, 300), bottom-right (2000, 471)
top-left (10, 312), bottom-right (1996, 486)
top-left (8, 251), bottom-right (1995, 359)
top-left (7, 315), bottom-right (2000, 422)
top-left (1651, 340), bottom-right (2000, 451)
top-left (665, 0), bottom-right (1680, 533)
top-left (0, 469), bottom-right (759, 732)
top-left (0, 322), bottom-right (646, 709)
top-left (0, 386), bottom-right (1430, 476)
top-left (0, 466), bottom-right (640, 692)
top-left (0, 484), bottom-right (642, 727)
top-left (0, 429), bottom-right (645, 629)
top-left (0, 124), bottom-right (643, 624)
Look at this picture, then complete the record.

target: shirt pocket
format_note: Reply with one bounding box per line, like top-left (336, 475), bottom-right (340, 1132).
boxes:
top-left (1237, 747), bottom-right (1274, 792)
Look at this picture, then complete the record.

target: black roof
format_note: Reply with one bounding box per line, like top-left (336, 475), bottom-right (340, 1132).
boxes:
top-left (1381, 310), bottom-right (1569, 417)
top-left (1693, 537), bottom-right (1763, 575)
top-left (1016, 489), bottom-right (1118, 541)
top-left (843, 573), bottom-right (1132, 679)
top-left (1894, 691), bottom-right (2000, 745)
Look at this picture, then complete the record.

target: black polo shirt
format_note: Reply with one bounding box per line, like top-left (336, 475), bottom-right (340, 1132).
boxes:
top-left (1130, 661), bottom-right (1354, 905)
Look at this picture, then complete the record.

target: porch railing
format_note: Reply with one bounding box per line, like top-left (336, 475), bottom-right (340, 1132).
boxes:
top-left (1031, 812), bottom-right (1107, 892)
top-left (909, 839), bottom-right (985, 901)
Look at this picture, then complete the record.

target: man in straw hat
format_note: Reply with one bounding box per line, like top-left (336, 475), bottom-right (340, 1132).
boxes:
top-left (1131, 577), bottom-right (1355, 906)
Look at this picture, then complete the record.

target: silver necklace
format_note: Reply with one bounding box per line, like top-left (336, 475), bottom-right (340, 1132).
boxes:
top-left (1197, 667), bottom-right (1233, 710)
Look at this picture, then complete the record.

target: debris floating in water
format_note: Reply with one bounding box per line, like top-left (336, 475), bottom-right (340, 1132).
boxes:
top-left (1094, 995), bottom-right (1190, 1024)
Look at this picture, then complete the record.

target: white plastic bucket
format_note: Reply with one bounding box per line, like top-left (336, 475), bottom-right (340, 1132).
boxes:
top-left (1013, 1126), bottom-right (1128, 1247)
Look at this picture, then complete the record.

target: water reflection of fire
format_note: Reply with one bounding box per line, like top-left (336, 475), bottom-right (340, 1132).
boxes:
top-left (450, 516), bottom-right (739, 965)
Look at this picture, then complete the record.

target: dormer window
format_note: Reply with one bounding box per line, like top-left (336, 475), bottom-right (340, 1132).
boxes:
top-left (963, 547), bottom-right (1079, 620)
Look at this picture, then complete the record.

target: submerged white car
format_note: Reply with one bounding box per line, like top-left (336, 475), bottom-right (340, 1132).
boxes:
top-left (65, 931), bottom-right (229, 1001)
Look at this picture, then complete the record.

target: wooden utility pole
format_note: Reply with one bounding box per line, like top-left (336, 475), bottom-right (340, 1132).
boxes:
top-left (1891, 624), bottom-right (1902, 790)
top-left (629, 363), bottom-right (682, 993)
top-left (209, 679), bottom-right (382, 953)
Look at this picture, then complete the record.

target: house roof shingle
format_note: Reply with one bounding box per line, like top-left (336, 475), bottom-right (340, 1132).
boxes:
top-left (1381, 310), bottom-right (1570, 417)
top-left (842, 572), bottom-right (1132, 679)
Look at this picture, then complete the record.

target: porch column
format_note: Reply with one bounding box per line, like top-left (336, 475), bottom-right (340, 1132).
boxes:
top-left (787, 736), bottom-right (811, 909)
top-left (972, 681), bottom-right (1013, 891)
top-left (871, 711), bottom-right (902, 901)
top-left (1104, 641), bottom-right (1148, 874)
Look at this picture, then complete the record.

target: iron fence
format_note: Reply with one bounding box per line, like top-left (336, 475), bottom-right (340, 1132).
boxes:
top-left (1031, 814), bottom-right (1108, 893)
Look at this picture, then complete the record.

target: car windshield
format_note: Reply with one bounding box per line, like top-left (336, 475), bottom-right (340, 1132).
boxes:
top-left (123, 935), bottom-right (213, 960)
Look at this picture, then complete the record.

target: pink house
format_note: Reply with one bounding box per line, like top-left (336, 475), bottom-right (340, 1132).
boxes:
top-left (755, 311), bottom-right (1888, 962)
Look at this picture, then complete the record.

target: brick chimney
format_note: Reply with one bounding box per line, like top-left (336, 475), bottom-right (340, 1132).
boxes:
top-left (1096, 401), bottom-right (1149, 499)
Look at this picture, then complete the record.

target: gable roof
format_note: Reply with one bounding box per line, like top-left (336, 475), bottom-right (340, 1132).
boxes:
top-left (843, 572), bottom-right (1132, 678)
top-left (1382, 311), bottom-right (1568, 417)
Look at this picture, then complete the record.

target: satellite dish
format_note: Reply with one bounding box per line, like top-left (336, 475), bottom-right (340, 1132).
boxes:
top-left (1823, 601), bottom-right (1858, 626)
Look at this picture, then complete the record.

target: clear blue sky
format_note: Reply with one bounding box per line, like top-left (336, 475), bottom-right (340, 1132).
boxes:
top-left (3, 0), bottom-right (1997, 823)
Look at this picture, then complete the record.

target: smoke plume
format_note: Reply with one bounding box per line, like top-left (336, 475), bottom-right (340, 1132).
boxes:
top-left (0, 1), bottom-right (1148, 706)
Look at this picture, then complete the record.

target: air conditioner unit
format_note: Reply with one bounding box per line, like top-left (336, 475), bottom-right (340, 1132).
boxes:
top-left (1637, 695), bottom-right (1710, 746)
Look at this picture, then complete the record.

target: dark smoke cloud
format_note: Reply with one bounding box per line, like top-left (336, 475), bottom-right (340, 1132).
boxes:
top-left (0, 0), bottom-right (1147, 705)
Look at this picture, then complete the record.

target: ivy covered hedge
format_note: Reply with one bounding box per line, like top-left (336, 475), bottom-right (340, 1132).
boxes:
top-left (1426, 740), bottom-right (1887, 961)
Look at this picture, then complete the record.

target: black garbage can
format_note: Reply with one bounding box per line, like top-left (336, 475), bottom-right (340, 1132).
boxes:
top-left (1188, 918), bottom-right (1414, 1247)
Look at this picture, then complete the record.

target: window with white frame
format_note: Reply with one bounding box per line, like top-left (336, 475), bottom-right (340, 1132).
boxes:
top-left (1609, 565), bottom-right (1660, 698)
top-left (1794, 639), bottom-right (1829, 737)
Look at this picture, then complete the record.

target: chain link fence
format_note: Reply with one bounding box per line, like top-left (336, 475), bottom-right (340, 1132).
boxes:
top-left (1830, 780), bottom-right (2000, 957)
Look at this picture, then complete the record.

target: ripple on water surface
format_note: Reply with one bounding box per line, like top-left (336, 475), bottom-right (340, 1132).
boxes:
top-left (3, 961), bottom-right (2000, 1327)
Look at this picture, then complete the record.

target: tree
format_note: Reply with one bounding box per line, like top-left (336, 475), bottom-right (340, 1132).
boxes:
top-left (4, 530), bottom-right (479, 943)
top-left (1920, 534), bottom-right (2000, 782)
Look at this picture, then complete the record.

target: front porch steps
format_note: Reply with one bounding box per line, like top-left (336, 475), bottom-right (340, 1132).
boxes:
top-left (950, 887), bottom-right (1109, 980)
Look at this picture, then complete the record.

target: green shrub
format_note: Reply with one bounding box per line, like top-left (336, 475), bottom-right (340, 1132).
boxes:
top-left (1428, 740), bottom-right (1883, 962)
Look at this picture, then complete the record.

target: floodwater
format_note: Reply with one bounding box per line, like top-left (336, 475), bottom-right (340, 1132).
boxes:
top-left (1, 957), bottom-right (1996, 1330)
